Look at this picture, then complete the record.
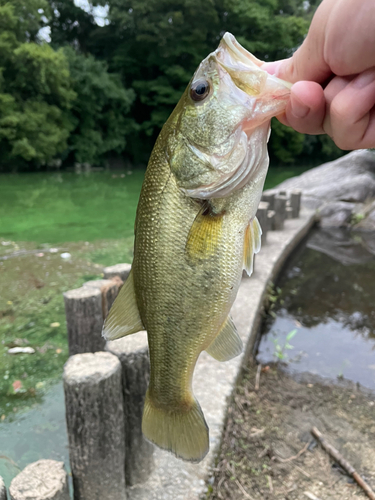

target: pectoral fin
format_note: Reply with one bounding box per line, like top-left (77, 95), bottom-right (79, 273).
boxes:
top-left (102, 269), bottom-right (144, 340)
top-left (186, 203), bottom-right (224, 261)
top-left (243, 216), bottom-right (262, 276)
top-left (206, 316), bottom-right (243, 362)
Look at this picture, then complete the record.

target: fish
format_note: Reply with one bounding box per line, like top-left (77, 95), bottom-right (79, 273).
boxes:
top-left (103, 32), bottom-right (291, 463)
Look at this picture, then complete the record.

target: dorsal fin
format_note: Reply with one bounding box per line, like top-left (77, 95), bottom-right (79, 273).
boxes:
top-left (243, 216), bottom-right (262, 276)
top-left (206, 316), bottom-right (243, 362)
top-left (102, 269), bottom-right (144, 340)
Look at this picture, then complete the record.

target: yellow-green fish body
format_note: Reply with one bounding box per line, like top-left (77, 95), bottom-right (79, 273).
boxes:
top-left (103, 33), bottom-right (291, 462)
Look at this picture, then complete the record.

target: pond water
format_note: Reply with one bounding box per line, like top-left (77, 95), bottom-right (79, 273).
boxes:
top-left (0, 381), bottom-right (69, 488)
top-left (257, 228), bottom-right (375, 390)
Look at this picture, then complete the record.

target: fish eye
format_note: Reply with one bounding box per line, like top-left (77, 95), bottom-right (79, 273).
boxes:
top-left (190, 79), bottom-right (211, 102)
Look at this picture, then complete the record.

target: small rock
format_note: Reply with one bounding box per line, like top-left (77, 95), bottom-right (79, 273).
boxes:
top-left (8, 347), bottom-right (35, 355)
top-left (60, 252), bottom-right (71, 259)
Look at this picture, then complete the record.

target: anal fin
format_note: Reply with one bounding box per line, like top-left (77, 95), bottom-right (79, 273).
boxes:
top-left (243, 216), bottom-right (262, 276)
top-left (206, 316), bottom-right (243, 362)
top-left (102, 269), bottom-right (144, 340)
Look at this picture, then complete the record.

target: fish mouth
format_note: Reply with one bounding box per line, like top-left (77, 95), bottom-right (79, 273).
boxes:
top-left (182, 33), bottom-right (291, 200)
top-left (218, 33), bottom-right (292, 94)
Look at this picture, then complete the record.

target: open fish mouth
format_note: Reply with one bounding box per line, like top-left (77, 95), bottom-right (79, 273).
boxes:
top-left (181, 33), bottom-right (291, 200)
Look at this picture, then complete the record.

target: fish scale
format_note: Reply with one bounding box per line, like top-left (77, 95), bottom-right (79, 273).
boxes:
top-left (102, 32), bottom-right (291, 462)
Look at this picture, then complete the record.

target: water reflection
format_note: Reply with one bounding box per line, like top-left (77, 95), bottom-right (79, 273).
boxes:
top-left (257, 228), bottom-right (375, 389)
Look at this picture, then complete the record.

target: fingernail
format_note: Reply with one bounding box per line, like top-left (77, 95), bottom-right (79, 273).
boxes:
top-left (291, 92), bottom-right (310, 119)
top-left (352, 68), bottom-right (375, 89)
top-left (261, 61), bottom-right (284, 77)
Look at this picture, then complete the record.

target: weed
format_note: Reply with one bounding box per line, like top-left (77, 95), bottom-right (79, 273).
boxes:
top-left (272, 329), bottom-right (297, 361)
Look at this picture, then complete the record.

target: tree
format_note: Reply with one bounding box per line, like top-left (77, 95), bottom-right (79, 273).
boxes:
top-left (0, 0), bottom-right (75, 170)
top-left (90, 0), bottom-right (310, 163)
top-left (62, 47), bottom-right (136, 165)
top-left (49, 0), bottom-right (99, 53)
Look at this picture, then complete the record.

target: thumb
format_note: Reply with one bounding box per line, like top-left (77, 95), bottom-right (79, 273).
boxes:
top-left (262, 0), bottom-right (333, 84)
top-left (262, 43), bottom-right (331, 85)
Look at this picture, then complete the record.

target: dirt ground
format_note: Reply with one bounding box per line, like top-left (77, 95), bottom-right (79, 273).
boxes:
top-left (206, 363), bottom-right (375, 500)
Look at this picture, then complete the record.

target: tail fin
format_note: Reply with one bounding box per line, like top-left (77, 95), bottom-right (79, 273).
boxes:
top-left (142, 391), bottom-right (209, 463)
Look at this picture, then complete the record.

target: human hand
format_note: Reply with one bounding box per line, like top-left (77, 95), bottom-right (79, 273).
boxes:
top-left (262, 0), bottom-right (375, 150)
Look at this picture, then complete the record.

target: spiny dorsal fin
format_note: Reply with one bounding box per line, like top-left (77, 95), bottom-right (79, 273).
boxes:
top-left (243, 216), bottom-right (262, 276)
top-left (102, 269), bottom-right (144, 340)
top-left (186, 203), bottom-right (224, 261)
top-left (206, 316), bottom-right (243, 362)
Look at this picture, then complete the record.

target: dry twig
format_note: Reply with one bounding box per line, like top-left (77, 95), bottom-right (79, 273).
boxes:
top-left (304, 492), bottom-right (321, 500)
top-left (267, 475), bottom-right (273, 493)
top-left (276, 440), bottom-right (311, 463)
top-left (235, 478), bottom-right (254, 499)
top-left (311, 426), bottom-right (375, 500)
top-left (255, 363), bottom-right (262, 391)
top-left (294, 464), bottom-right (311, 479)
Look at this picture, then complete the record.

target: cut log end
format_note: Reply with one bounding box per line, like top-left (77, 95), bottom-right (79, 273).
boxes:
top-left (64, 351), bottom-right (121, 385)
top-left (9, 460), bottom-right (69, 500)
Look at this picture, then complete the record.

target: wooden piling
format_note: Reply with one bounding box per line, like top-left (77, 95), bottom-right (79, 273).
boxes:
top-left (0, 476), bottom-right (6, 500)
top-left (286, 206), bottom-right (294, 219)
top-left (64, 352), bottom-right (126, 500)
top-left (9, 460), bottom-right (69, 500)
top-left (103, 263), bottom-right (132, 282)
top-left (261, 192), bottom-right (275, 210)
top-left (274, 194), bottom-right (288, 230)
top-left (267, 210), bottom-right (276, 231)
top-left (290, 190), bottom-right (302, 218)
top-left (63, 287), bottom-right (105, 355)
top-left (106, 332), bottom-right (154, 486)
top-left (256, 201), bottom-right (269, 243)
top-left (83, 278), bottom-right (123, 318)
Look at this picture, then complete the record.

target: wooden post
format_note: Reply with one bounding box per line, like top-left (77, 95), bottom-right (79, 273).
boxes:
top-left (106, 332), bottom-right (154, 486)
top-left (261, 192), bottom-right (275, 210)
top-left (64, 352), bottom-right (126, 500)
top-left (9, 460), bottom-right (69, 500)
top-left (83, 278), bottom-right (123, 318)
top-left (290, 190), bottom-right (302, 218)
top-left (103, 263), bottom-right (132, 282)
top-left (63, 287), bottom-right (105, 355)
top-left (0, 477), bottom-right (6, 500)
top-left (267, 210), bottom-right (276, 231)
top-left (286, 206), bottom-right (294, 219)
top-left (274, 194), bottom-right (288, 230)
top-left (256, 201), bottom-right (269, 244)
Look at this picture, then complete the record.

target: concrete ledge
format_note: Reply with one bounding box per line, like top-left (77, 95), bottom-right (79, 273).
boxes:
top-left (126, 208), bottom-right (316, 500)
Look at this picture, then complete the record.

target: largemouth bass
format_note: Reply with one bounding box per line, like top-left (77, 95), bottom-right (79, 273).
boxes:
top-left (103, 33), bottom-right (291, 463)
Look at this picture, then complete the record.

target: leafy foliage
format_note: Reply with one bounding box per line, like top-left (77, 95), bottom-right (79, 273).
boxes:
top-left (0, 0), bottom-right (75, 169)
top-left (62, 47), bottom-right (135, 165)
top-left (0, 0), bottom-right (344, 171)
